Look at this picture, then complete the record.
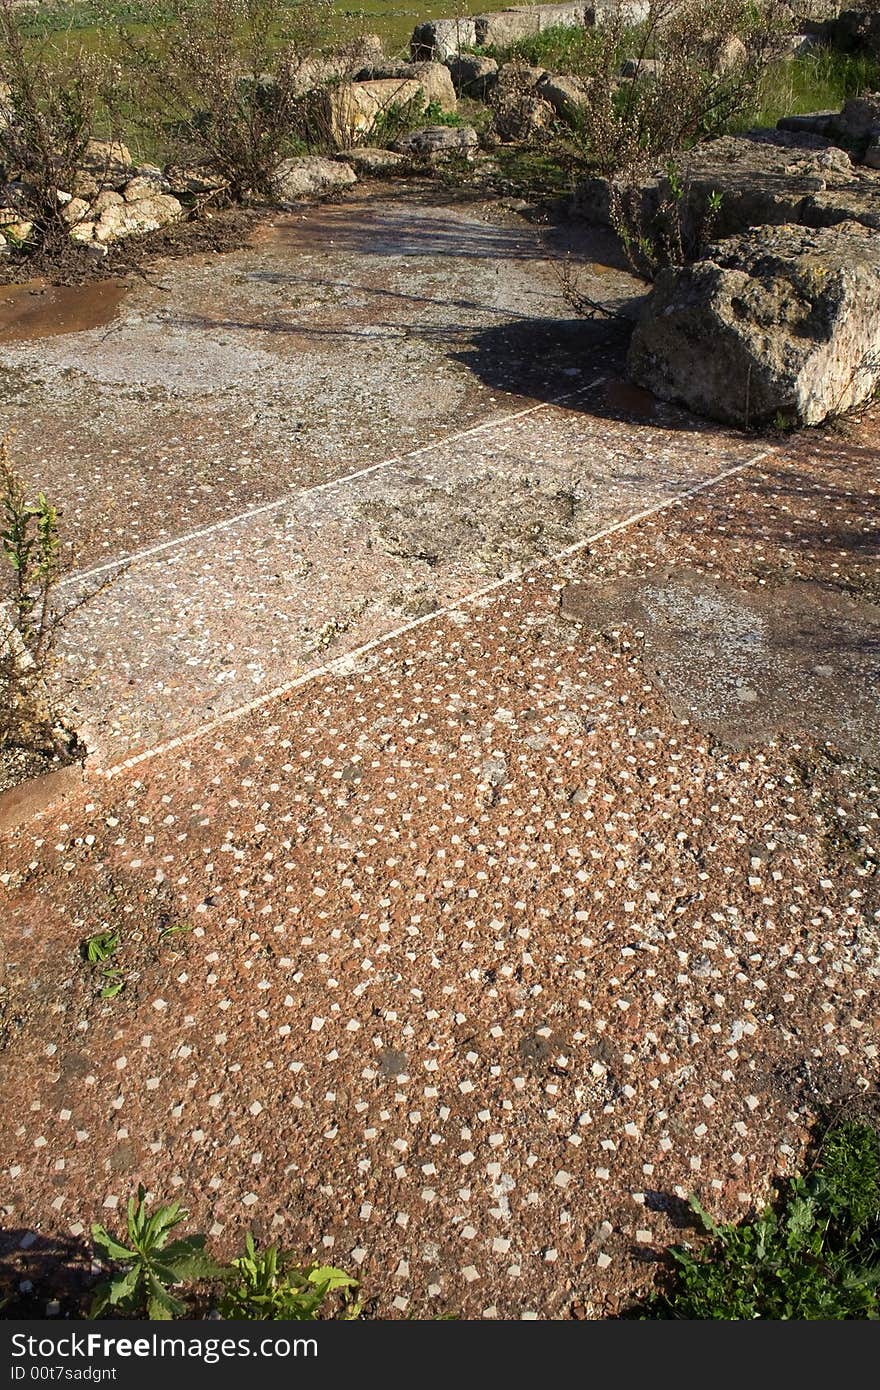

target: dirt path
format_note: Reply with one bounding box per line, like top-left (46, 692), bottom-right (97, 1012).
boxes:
top-left (0, 188), bottom-right (878, 1320)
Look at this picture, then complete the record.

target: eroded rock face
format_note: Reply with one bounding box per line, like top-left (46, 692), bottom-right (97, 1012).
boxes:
top-left (336, 146), bottom-right (408, 175)
top-left (274, 156), bottom-right (358, 202)
top-left (778, 91), bottom-right (880, 148)
top-left (320, 78), bottom-right (426, 146)
top-left (411, 17), bottom-right (478, 59)
top-left (446, 53), bottom-right (499, 97)
top-left (81, 139), bottom-right (133, 176)
top-left (393, 125), bottom-right (479, 157)
top-left (411, 2), bottom-right (621, 59)
top-left (538, 72), bottom-right (589, 121)
top-left (93, 192), bottom-right (184, 244)
top-left (628, 222), bottom-right (880, 427)
top-left (575, 130), bottom-right (880, 236)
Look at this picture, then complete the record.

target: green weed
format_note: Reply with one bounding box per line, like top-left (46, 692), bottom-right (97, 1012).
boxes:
top-left (642, 1122), bottom-right (880, 1319)
top-left (83, 929), bottom-right (119, 963)
top-left (219, 1232), bottom-right (360, 1319)
top-left (91, 1186), bottom-right (220, 1319)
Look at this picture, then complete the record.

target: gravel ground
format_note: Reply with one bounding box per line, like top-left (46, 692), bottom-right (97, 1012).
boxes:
top-left (0, 190), bottom-right (877, 1320)
top-left (1, 410), bottom-right (877, 1318)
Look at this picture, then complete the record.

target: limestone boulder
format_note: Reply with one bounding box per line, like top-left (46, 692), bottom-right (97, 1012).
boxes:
top-left (93, 192), bottom-right (183, 243)
top-left (411, 3), bottom-right (595, 60)
top-left (407, 61), bottom-right (458, 113)
top-left (591, 0), bottom-right (651, 22)
top-left (123, 172), bottom-right (173, 201)
top-left (60, 195), bottom-right (91, 226)
top-left (322, 78), bottom-right (426, 146)
top-left (574, 130), bottom-right (880, 235)
top-left (840, 92), bottom-right (880, 138)
top-left (359, 61), bottom-right (457, 111)
top-left (411, 17), bottom-right (478, 60)
top-left (81, 139), bottom-right (132, 179)
top-left (274, 155), bottom-right (358, 202)
top-left (447, 53), bottom-right (499, 97)
top-left (337, 146), bottom-right (407, 175)
top-left (393, 125), bottom-right (479, 158)
top-left (475, 2), bottom-right (588, 47)
top-left (538, 72), bottom-right (589, 121)
top-left (628, 222), bottom-right (880, 427)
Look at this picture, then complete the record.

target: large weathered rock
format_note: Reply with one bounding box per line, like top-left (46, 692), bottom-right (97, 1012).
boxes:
top-left (840, 91), bottom-right (880, 137)
top-left (393, 125), bottom-right (479, 157)
top-left (447, 53), bottom-right (499, 97)
top-left (475, 3), bottom-right (588, 47)
top-left (353, 60), bottom-right (457, 111)
top-left (411, 17), bottom-right (478, 59)
top-left (290, 36), bottom-right (387, 96)
top-left (591, 0), bottom-right (651, 21)
top-left (833, 5), bottom-right (880, 56)
top-left (274, 155), bottom-right (358, 202)
top-left (81, 139), bottom-right (132, 177)
top-left (628, 223), bottom-right (880, 427)
top-left (575, 130), bottom-right (880, 235)
top-left (336, 146), bottom-right (408, 175)
top-left (123, 171), bottom-right (173, 201)
top-left (322, 78), bottom-right (426, 146)
top-left (492, 63), bottom-right (556, 138)
top-left (538, 71), bottom-right (589, 120)
top-left (411, 0), bottom-right (647, 58)
top-left (92, 192), bottom-right (183, 243)
top-left (406, 61), bottom-right (458, 112)
top-left (781, 91), bottom-right (880, 152)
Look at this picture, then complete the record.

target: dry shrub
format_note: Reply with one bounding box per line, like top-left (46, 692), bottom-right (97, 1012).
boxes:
top-left (118, 0), bottom-right (359, 201)
top-left (0, 0), bottom-right (118, 253)
top-left (564, 0), bottom-right (787, 279)
top-left (1, 439), bottom-right (120, 757)
top-left (577, 0), bottom-right (786, 176)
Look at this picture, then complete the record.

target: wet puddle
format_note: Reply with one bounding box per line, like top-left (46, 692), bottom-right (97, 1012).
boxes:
top-left (604, 379), bottom-right (658, 418)
top-left (0, 278), bottom-right (128, 341)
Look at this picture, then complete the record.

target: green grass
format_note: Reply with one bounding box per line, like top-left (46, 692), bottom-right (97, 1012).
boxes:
top-left (15, 0), bottom-right (489, 57)
top-left (641, 1121), bottom-right (880, 1319)
top-left (471, 22), bottom-right (620, 73)
top-left (735, 45), bottom-right (880, 130)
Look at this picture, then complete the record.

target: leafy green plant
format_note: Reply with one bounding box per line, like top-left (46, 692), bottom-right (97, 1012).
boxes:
top-left (421, 98), bottom-right (467, 128)
top-left (368, 91), bottom-right (428, 147)
top-left (642, 1122), bottom-right (880, 1319)
top-left (81, 929), bottom-right (127, 998)
top-left (158, 920), bottom-right (192, 945)
top-left (219, 1232), bottom-right (360, 1320)
top-left (99, 967), bottom-right (126, 999)
top-left (91, 1186), bottom-right (220, 1319)
top-left (84, 929), bottom-right (119, 964)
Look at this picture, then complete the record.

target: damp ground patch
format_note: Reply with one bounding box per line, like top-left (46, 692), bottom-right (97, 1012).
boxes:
top-left (560, 566), bottom-right (880, 757)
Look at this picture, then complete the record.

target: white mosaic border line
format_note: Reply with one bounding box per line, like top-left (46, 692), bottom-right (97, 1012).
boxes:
top-left (63, 382), bottom-right (605, 589)
top-left (101, 447), bottom-right (774, 779)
